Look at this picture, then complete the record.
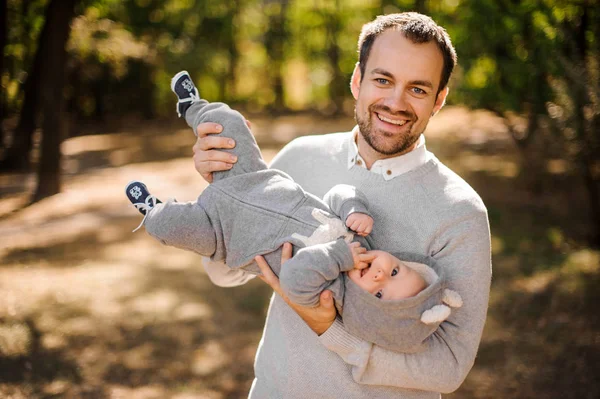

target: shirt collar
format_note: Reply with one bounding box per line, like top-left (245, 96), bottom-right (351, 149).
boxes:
top-left (347, 126), bottom-right (430, 180)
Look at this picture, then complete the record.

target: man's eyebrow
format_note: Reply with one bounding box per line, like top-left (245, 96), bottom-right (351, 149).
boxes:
top-left (411, 80), bottom-right (434, 89)
top-left (370, 68), bottom-right (394, 78)
top-left (369, 69), bottom-right (434, 90)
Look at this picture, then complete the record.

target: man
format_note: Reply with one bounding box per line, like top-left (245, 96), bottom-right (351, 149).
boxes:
top-left (193, 12), bottom-right (491, 398)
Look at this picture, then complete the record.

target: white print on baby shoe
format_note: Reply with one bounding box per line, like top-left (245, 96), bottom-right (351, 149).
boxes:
top-left (182, 79), bottom-right (194, 92)
top-left (130, 186), bottom-right (142, 200)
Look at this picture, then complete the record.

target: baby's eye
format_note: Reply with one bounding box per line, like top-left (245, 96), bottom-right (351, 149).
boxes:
top-left (391, 267), bottom-right (399, 277)
top-left (375, 291), bottom-right (383, 299)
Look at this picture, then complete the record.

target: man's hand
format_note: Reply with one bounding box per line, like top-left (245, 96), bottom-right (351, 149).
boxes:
top-left (348, 242), bottom-right (376, 270)
top-left (255, 243), bottom-right (336, 336)
top-left (346, 212), bottom-right (374, 236)
top-left (192, 121), bottom-right (249, 183)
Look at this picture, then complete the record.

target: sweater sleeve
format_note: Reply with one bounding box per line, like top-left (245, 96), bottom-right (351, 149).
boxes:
top-left (323, 184), bottom-right (371, 222)
top-left (319, 210), bottom-right (491, 393)
top-left (279, 239), bottom-right (353, 307)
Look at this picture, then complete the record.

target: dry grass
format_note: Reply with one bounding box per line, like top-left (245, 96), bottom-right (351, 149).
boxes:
top-left (0, 107), bottom-right (598, 398)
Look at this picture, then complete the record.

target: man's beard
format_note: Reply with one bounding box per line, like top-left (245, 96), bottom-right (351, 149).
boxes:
top-left (355, 104), bottom-right (421, 156)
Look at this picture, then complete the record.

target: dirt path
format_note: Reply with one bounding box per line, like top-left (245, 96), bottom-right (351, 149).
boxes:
top-left (1, 108), bottom-right (598, 398)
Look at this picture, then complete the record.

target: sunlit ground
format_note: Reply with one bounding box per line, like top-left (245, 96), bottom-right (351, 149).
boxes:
top-left (0, 107), bottom-right (598, 398)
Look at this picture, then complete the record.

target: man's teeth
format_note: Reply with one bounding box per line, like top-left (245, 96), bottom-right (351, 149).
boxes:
top-left (377, 114), bottom-right (407, 126)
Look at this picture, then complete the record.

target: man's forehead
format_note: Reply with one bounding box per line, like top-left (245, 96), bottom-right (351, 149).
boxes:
top-left (366, 29), bottom-right (444, 87)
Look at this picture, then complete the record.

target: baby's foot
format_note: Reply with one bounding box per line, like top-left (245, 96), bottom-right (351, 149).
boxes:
top-left (125, 181), bottom-right (162, 232)
top-left (171, 70), bottom-right (200, 118)
top-left (125, 181), bottom-right (161, 215)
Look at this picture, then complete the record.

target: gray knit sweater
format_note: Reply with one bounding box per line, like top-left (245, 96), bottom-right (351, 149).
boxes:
top-left (204, 131), bottom-right (492, 398)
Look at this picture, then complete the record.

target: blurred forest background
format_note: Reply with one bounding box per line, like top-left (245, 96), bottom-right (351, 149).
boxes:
top-left (0, 0), bottom-right (599, 398)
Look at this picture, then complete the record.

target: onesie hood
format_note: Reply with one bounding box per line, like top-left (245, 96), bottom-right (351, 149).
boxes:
top-left (341, 252), bottom-right (448, 353)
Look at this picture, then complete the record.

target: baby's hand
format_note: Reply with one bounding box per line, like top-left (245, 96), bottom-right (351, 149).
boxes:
top-left (348, 242), bottom-right (376, 270)
top-left (346, 212), bottom-right (374, 236)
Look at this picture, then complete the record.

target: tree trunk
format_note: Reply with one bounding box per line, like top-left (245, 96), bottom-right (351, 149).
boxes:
top-left (572, 3), bottom-right (600, 247)
top-left (225, 1), bottom-right (238, 102)
top-left (139, 62), bottom-right (155, 120)
top-left (582, 157), bottom-right (600, 247)
top-left (264, 0), bottom-right (289, 112)
top-left (414, 0), bottom-right (427, 14)
top-left (0, 0), bottom-right (8, 150)
top-left (92, 63), bottom-right (111, 122)
top-left (32, 0), bottom-right (80, 202)
top-left (0, 0), bottom-right (49, 171)
top-left (325, 0), bottom-right (345, 115)
top-left (511, 11), bottom-right (547, 194)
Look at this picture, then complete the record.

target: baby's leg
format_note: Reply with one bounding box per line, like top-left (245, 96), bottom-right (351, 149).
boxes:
top-left (186, 101), bottom-right (267, 181)
top-left (171, 71), bottom-right (267, 182)
top-left (279, 239), bottom-right (352, 307)
top-left (144, 200), bottom-right (217, 257)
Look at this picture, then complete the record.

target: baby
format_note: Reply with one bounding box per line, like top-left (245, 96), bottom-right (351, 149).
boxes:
top-left (124, 71), bottom-right (462, 352)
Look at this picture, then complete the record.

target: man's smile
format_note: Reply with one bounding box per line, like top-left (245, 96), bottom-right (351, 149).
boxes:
top-left (376, 112), bottom-right (408, 126)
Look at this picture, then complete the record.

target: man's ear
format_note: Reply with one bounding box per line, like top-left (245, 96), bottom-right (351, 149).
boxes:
top-left (350, 63), bottom-right (361, 100)
top-left (432, 86), bottom-right (449, 116)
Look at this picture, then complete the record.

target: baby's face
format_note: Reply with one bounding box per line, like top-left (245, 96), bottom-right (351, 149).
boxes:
top-left (347, 251), bottom-right (427, 300)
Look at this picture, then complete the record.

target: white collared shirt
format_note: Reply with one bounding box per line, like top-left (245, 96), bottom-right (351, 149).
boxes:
top-left (347, 126), bottom-right (432, 180)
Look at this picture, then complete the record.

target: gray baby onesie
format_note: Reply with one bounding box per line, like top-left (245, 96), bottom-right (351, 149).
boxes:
top-left (142, 99), bottom-right (453, 352)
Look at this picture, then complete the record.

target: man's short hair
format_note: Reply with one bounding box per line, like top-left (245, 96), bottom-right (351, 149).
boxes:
top-left (357, 12), bottom-right (457, 94)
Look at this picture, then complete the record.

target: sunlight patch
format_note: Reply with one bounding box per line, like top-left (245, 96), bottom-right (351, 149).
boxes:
top-left (512, 270), bottom-right (554, 293)
top-left (174, 303), bottom-right (213, 321)
top-left (192, 341), bottom-right (227, 376)
top-left (564, 249), bottom-right (599, 274)
top-left (129, 290), bottom-right (180, 316)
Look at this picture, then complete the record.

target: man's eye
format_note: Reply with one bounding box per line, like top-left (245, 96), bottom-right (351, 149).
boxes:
top-left (391, 268), bottom-right (398, 277)
top-left (375, 291), bottom-right (383, 299)
top-left (376, 78), bottom-right (389, 85)
top-left (412, 87), bottom-right (426, 95)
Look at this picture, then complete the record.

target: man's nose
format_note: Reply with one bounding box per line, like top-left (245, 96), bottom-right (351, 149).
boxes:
top-left (384, 88), bottom-right (408, 112)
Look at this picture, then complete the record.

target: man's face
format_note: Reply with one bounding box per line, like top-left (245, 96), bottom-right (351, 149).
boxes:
top-left (347, 251), bottom-right (427, 300)
top-left (351, 29), bottom-right (448, 160)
